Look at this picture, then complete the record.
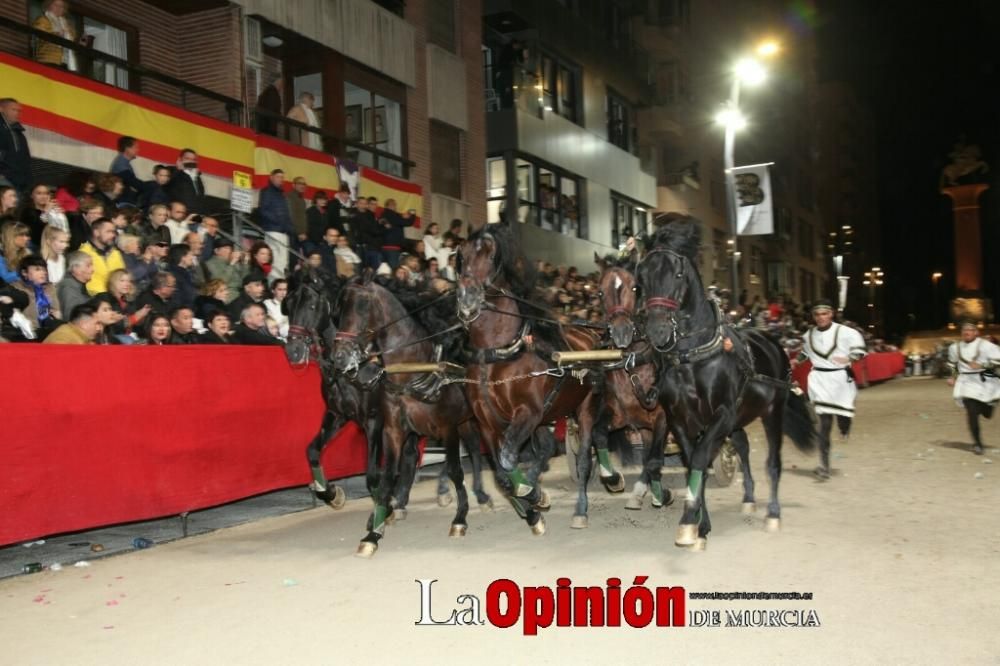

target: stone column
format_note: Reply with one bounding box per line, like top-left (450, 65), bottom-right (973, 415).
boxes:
top-left (941, 183), bottom-right (989, 293)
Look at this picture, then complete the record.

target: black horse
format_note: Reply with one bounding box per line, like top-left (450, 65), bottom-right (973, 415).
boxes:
top-left (283, 268), bottom-right (385, 512)
top-left (636, 214), bottom-right (817, 549)
top-left (333, 277), bottom-right (492, 556)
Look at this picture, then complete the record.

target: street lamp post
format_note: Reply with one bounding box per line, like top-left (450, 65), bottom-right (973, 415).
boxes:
top-left (863, 266), bottom-right (884, 333)
top-left (716, 50), bottom-right (773, 314)
top-left (931, 272), bottom-right (943, 328)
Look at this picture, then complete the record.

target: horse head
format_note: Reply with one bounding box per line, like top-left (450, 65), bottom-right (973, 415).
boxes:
top-left (456, 229), bottom-right (498, 326)
top-left (636, 214), bottom-right (703, 352)
top-left (596, 253), bottom-right (640, 349)
top-left (284, 268), bottom-right (335, 366)
top-left (332, 282), bottom-right (373, 378)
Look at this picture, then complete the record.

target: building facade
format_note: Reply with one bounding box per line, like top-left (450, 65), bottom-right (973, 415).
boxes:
top-left (0, 0), bottom-right (485, 234)
top-left (482, 0), bottom-right (657, 269)
top-left (635, 0), bottom-right (829, 311)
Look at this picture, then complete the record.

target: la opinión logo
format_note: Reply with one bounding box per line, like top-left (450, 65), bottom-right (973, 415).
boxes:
top-left (414, 577), bottom-right (686, 635)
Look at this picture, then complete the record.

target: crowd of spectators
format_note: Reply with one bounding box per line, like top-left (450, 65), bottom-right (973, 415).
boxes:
top-left (0, 92), bottom-right (471, 345)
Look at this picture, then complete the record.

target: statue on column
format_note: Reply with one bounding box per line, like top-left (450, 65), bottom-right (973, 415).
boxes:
top-left (940, 137), bottom-right (989, 188)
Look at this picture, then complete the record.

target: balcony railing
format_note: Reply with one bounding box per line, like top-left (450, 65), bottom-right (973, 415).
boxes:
top-left (251, 108), bottom-right (414, 179)
top-left (0, 15), bottom-right (417, 178)
top-left (0, 15), bottom-right (243, 125)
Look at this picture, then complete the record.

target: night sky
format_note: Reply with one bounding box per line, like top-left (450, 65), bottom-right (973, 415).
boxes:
top-left (816, 0), bottom-right (1000, 337)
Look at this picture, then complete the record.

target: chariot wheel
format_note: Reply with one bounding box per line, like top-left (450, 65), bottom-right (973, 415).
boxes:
top-left (708, 438), bottom-right (740, 487)
top-left (564, 418), bottom-right (584, 484)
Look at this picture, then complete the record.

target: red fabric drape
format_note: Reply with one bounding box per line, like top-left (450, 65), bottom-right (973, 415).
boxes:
top-left (0, 346), bottom-right (368, 546)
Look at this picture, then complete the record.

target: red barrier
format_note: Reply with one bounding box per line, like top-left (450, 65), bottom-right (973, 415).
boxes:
top-left (0, 346), bottom-right (369, 546)
top-left (792, 352), bottom-right (905, 393)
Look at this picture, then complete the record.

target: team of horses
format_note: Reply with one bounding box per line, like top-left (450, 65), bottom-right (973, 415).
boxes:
top-left (283, 213), bottom-right (817, 556)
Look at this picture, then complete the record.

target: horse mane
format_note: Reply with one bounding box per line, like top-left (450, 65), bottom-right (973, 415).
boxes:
top-left (467, 222), bottom-right (538, 297)
top-left (649, 213), bottom-right (702, 260)
top-left (376, 279), bottom-right (465, 363)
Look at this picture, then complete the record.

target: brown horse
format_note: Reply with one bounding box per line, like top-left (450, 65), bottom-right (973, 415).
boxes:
top-left (456, 222), bottom-right (602, 534)
top-left (572, 254), bottom-right (673, 526)
top-left (333, 277), bottom-right (482, 557)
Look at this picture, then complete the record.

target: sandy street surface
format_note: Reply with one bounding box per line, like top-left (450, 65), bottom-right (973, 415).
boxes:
top-left (2, 376), bottom-right (998, 665)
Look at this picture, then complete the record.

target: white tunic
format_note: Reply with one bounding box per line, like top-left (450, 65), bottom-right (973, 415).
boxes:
top-left (948, 338), bottom-right (1000, 406)
top-left (802, 322), bottom-right (867, 417)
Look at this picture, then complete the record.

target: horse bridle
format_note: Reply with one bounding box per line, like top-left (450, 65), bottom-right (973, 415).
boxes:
top-left (636, 247), bottom-right (689, 352)
top-left (286, 281), bottom-right (333, 368)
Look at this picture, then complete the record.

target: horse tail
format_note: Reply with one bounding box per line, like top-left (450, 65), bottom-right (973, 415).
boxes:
top-left (782, 388), bottom-right (817, 454)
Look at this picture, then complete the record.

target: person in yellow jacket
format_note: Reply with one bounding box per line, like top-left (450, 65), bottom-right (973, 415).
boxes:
top-left (32, 0), bottom-right (81, 71)
top-left (78, 218), bottom-right (125, 295)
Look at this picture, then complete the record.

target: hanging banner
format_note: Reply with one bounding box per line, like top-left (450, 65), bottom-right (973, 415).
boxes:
top-left (732, 163), bottom-right (774, 235)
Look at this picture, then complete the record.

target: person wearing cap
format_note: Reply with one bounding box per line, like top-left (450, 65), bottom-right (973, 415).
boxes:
top-left (799, 298), bottom-right (867, 479)
top-left (228, 274), bottom-right (266, 323)
top-left (947, 321), bottom-right (1000, 455)
top-left (204, 237), bottom-right (247, 302)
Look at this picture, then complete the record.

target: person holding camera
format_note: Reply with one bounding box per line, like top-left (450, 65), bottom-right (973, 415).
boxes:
top-left (947, 321), bottom-right (1000, 455)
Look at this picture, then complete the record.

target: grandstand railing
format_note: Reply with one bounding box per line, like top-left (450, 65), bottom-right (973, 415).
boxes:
top-left (0, 15), bottom-right (243, 125)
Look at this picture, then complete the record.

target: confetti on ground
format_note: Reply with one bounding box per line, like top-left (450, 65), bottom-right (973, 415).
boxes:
top-left (282, 578), bottom-right (298, 587)
top-left (106, 600), bottom-right (119, 606)
top-left (49, 563), bottom-right (63, 571)
top-left (73, 561), bottom-right (91, 568)
top-left (103, 625), bottom-right (114, 630)
top-left (974, 472), bottom-right (984, 479)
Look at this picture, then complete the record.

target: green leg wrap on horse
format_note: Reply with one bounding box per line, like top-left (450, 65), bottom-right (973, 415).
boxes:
top-left (508, 468), bottom-right (533, 497)
top-left (372, 504), bottom-right (389, 536)
top-left (597, 448), bottom-right (614, 478)
top-left (310, 466), bottom-right (327, 492)
top-left (650, 480), bottom-right (664, 505)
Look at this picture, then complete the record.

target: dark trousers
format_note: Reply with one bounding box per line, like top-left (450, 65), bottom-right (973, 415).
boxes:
top-left (383, 250), bottom-right (401, 269)
top-left (363, 249), bottom-right (384, 270)
top-left (818, 413), bottom-right (853, 471)
top-left (963, 398), bottom-right (994, 447)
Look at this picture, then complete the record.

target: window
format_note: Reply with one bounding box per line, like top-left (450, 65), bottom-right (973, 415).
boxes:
top-left (798, 218), bottom-right (812, 257)
top-left (344, 82), bottom-right (406, 175)
top-left (431, 121), bottom-right (462, 199)
top-left (652, 0), bottom-right (691, 27)
top-left (427, 0), bottom-right (457, 53)
top-left (611, 193), bottom-right (648, 249)
top-left (607, 90), bottom-right (633, 152)
top-left (750, 246), bottom-right (762, 279)
top-left (537, 52), bottom-right (580, 123)
top-left (510, 156), bottom-right (584, 238)
top-left (30, 1), bottom-right (137, 91)
top-left (486, 157), bottom-right (506, 224)
top-left (653, 61), bottom-right (689, 105)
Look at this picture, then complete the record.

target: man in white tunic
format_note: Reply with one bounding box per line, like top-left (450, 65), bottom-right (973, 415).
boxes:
top-left (947, 321), bottom-right (1000, 455)
top-left (800, 299), bottom-right (867, 479)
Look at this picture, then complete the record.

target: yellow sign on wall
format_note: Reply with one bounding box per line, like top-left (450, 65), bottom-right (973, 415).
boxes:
top-left (232, 170), bottom-right (253, 189)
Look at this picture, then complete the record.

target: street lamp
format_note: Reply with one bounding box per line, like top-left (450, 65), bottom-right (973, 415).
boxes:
top-left (862, 267), bottom-right (885, 332)
top-left (931, 272), bottom-right (943, 328)
top-left (719, 41), bottom-right (779, 314)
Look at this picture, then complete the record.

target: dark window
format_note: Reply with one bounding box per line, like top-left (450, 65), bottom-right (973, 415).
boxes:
top-left (431, 121), bottom-right (462, 199)
top-left (537, 52), bottom-right (580, 124)
top-left (607, 90), bottom-right (633, 152)
top-left (611, 193), bottom-right (647, 249)
top-left (427, 0), bottom-right (456, 53)
top-left (654, 0), bottom-right (691, 27)
top-left (507, 156), bottom-right (585, 238)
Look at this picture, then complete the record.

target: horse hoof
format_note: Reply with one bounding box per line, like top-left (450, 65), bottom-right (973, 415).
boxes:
top-left (535, 489), bottom-right (551, 511)
top-left (652, 490), bottom-right (673, 509)
top-left (624, 495), bottom-right (643, 511)
top-left (355, 541), bottom-right (378, 558)
top-left (479, 499), bottom-right (495, 513)
top-left (392, 508), bottom-right (407, 522)
top-left (741, 502), bottom-right (756, 515)
top-left (449, 524), bottom-right (467, 538)
top-left (765, 517), bottom-right (781, 533)
top-left (686, 538), bottom-right (707, 552)
top-left (437, 493), bottom-right (453, 507)
top-left (602, 472), bottom-right (626, 494)
top-left (530, 516), bottom-right (546, 536)
top-left (675, 523), bottom-right (699, 546)
top-left (328, 485), bottom-right (346, 510)
top-left (570, 515), bottom-right (588, 529)
top-left (813, 466), bottom-right (830, 481)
